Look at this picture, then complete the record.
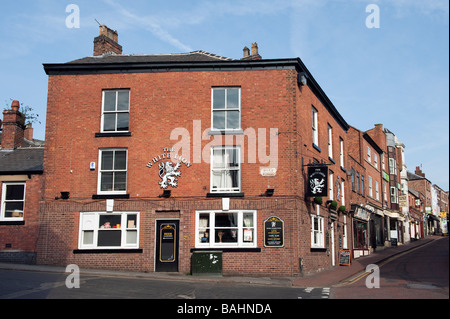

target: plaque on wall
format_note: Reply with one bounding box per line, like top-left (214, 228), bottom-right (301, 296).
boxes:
top-left (263, 216), bottom-right (284, 248)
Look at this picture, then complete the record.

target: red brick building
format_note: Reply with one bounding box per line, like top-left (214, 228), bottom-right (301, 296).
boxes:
top-left (38, 26), bottom-right (351, 276)
top-left (0, 101), bottom-right (44, 264)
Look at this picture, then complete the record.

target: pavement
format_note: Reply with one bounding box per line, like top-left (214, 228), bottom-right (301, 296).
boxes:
top-left (0, 235), bottom-right (445, 289)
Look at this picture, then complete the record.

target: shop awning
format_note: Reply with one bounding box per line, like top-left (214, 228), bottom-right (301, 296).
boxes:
top-left (427, 214), bottom-right (440, 222)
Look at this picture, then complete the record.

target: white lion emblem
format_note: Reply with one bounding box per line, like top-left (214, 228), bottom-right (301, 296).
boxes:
top-left (310, 178), bottom-right (325, 194)
top-left (158, 162), bottom-right (181, 189)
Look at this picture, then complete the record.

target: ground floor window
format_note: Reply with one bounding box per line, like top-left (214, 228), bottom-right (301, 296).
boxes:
top-left (195, 210), bottom-right (256, 248)
top-left (1, 182), bottom-right (26, 220)
top-left (79, 211), bottom-right (139, 249)
top-left (311, 215), bottom-right (324, 248)
top-left (353, 219), bottom-right (368, 249)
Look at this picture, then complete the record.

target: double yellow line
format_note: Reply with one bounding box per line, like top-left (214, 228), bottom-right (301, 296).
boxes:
top-left (335, 239), bottom-right (438, 287)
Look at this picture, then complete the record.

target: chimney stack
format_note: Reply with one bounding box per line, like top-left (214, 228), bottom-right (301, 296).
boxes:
top-left (241, 42), bottom-right (262, 60)
top-left (1, 100), bottom-right (26, 149)
top-left (415, 166), bottom-right (425, 178)
top-left (93, 25), bottom-right (123, 56)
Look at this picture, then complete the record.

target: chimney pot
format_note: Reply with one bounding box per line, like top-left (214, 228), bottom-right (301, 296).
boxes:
top-left (243, 46), bottom-right (250, 58)
top-left (251, 42), bottom-right (258, 56)
top-left (11, 100), bottom-right (20, 112)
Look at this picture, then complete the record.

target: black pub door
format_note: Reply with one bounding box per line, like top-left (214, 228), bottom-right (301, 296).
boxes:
top-left (155, 220), bottom-right (179, 272)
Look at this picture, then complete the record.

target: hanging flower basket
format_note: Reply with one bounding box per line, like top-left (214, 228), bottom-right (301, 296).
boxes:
top-left (338, 205), bottom-right (346, 212)
top-left (314, 197), bottom-right (323, 205)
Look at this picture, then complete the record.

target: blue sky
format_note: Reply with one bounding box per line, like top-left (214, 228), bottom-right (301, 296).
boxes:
top-left (0, 0), bottom-right (448, 190)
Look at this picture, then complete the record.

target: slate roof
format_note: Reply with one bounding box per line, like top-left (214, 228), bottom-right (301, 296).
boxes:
top-left (0, 133), bottom-right (44, 174)
top-left (0, 148), bottom-right (44, 174)
top-left (67, 50), bottom-right (235, 64)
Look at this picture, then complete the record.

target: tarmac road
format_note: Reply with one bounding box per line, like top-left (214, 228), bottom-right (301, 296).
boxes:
top-left (331, 236), bottom-right (449, 299)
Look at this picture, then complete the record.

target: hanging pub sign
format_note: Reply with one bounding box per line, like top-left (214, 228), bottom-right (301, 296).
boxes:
top-left (263, 216), bottom-right (284, 247)
top-left (306, 165), bottom-right (328, 197)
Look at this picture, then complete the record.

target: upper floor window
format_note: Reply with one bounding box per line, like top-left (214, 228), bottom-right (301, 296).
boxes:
top-left (211, 87), bottom-right (241, 131)
top-left (1, 182), bottom-right (26, 221)
top-left (367, 146), bottom-right (371, 163)
top-left (389, 158), bottom-right (397, 175)
top-left (340, 138), bottom-right (344, 168)
top-left (312, 107), bottom-right (318, 146)
top-left (102, 90), bottom-right (130, 132)
top-left (328, 124), bottom-right (333, 159)
top-left (210, 146), bottom-right (240, 193)
top-left (98, 149), bottom-right (128, 194)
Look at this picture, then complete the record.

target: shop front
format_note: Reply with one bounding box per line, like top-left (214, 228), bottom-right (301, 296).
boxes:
top-left (350, 204), bottom-right (371, 259)
top-left (409, 210), bottom-right (423, 240)
top-left (368, 204), bottom-right (385, 251)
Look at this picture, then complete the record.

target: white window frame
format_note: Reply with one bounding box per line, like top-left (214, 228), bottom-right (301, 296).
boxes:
top-left (375, 180), bottom-right (379, 200)
top-left (312, 106), bottom-right (318, 146)
top-left (328, 124), bottom-right (333, 159)
top-left (368, 176), bottom-right (373, 197)
top-left (367, 146), bottom-right (371, 163)
top-left (101, 89), bottom-right (130, 133)
top-left (1, 182), bottom-right (26, 221)
top-left (341, 179), bottom-right (345, 205)
top-left (329, 170), bottom-right (334, 200)
top-left (389, 158), bottom-right (397, 175)
top-left (390, 186), bottom-right (398, 204)
top-left (210, 146), bottom-right (241, 193)
top-left (78, 211), bottom-right (140, 249)
top-left (195, 210), bottom-right (257, 248)
top-left (343, 215), bottom-right (348, 249)
top-left (311, 213), bottom-right (325, 249)
top-left (339, 138), bottom-right (344, 168)
top-left (97, 148), bottom-right (128, 195)
top-left (211, 87), bottom-right (241, 132)
top-left (374, 153), bottom-right (378, 169)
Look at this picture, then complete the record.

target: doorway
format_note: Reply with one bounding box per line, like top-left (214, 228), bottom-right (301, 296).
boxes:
top-left (155, 220), bottom-right (179, 272)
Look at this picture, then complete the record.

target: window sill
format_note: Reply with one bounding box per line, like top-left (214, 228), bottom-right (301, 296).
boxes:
top-left (206, 192), bottom-right (244, 198)
top-left (310, 247), bottom-right (327, 252)
top-left (92, 194), bottom-right (130, 199)
top-left (312, 143), bottom-right (321, 153)
top-left (328, 157), bottom-right (335, 164)
top-left (208, 129), bottom-right (244, 135)
top-left (0, 220), bottom-right (25, 226)
top-left (191, 248), bottom-right (261, 253)
top-left (95, 132), bottom-right (132, 138)
top-left (73, 248), bottom-right (142, 254)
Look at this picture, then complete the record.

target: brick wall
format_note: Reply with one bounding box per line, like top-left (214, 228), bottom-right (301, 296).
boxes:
top-left (39, 67), bottom-right (351, 276)
top-left (0, 174), bottom-right (43, 264)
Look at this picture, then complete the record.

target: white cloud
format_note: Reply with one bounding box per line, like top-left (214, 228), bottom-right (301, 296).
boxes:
top-left (102, 0), bottom-right (193, 52)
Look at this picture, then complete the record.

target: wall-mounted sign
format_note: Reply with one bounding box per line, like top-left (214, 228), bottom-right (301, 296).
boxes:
top-left (146, 147), bottom-right (192, 189)
top-left (263, 216), bottom-right (284, 247)
top-left (306, 165), bottom-right (328, 197)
